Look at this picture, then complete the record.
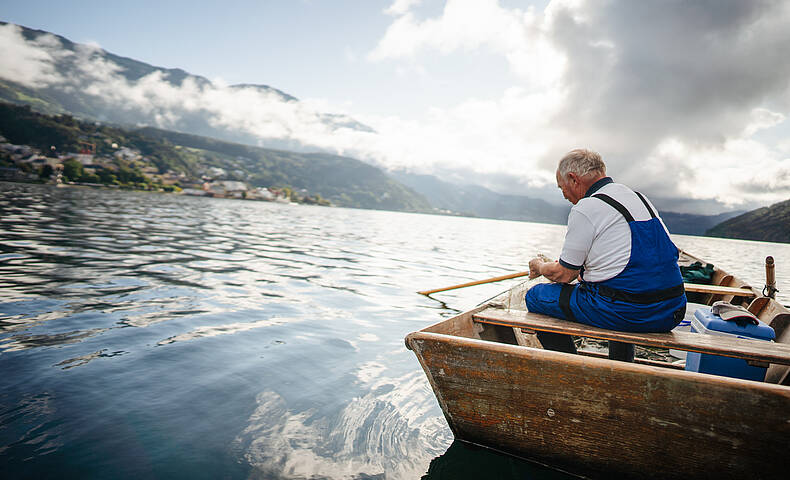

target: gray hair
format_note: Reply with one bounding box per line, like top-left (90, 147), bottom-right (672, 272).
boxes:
top-left (557, 149), bottom-right (606, 179)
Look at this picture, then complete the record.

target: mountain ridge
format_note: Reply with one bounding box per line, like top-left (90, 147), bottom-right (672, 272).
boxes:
top-left (391, 170), bottom-right (744, 234)
top-left (135, 125), bottom-right (429, 211)
top-left (706, 198), bottom-right (790, 243)
top-left (389, 170), bottom-right (570, 224)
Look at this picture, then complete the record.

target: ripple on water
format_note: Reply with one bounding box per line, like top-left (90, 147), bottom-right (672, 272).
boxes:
top-left (1, 182), bottom-right (789, 479)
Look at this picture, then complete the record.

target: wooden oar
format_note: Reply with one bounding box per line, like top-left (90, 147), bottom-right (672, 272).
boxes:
top-left (420, 270), bottom-right (756, 297)
top-left (418, 271), bottom-right (530, 295)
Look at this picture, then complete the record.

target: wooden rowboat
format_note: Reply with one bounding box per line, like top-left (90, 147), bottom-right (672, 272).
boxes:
top-left (407, 251), bottom-right (790, 479)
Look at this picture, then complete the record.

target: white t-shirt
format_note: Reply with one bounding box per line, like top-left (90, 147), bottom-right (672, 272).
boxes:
top-left (559, 181), bottom-right (668, 283)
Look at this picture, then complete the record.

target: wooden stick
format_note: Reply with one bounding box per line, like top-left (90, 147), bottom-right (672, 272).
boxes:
top-left (418, 271), bottom-right (530, 295)
top-left (765, 256), bottom-right (777, 298)
top-left (419, 269), bottom-right (756, 297)
top-left (683, 283), bottom-right (755, 296)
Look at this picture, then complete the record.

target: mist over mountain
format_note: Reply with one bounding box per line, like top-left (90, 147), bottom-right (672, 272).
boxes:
top-left (390, 170), bottom-right (570, 224)
top-left (391, 170), bottom-right (747, 235)
top-left (137, 126), bottom-right (431, 212)
top-left (0, 22), bottom-right (374, 153)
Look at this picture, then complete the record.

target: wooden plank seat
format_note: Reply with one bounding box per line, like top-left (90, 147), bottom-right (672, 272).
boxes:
top-left (473, 307), bottom-right (790, 366)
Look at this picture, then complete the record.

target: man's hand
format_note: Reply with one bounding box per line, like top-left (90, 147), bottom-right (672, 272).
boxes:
top-left (529, 256), bottom-right (579, 284)
top-left (528, 257), bottom-right (545, 279)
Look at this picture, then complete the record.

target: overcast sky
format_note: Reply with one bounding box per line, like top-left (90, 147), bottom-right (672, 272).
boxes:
top-left (2, 0), bottom-right (790, 213)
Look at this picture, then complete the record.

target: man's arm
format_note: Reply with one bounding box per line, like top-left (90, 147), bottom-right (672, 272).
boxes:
top-left (532, 207), bottom-right (593, 284)
top-left (529, 258), bottom-right (579, 284)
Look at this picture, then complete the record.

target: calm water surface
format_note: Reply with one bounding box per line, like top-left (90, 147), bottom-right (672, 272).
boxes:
top-left (1, 182), bottom-right (788, 479)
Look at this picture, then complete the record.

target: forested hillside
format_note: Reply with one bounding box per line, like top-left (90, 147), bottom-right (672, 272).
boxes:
top-left (706, 199), bottom-right (790, 243)
top-left (0, 102), bottom-right (431, 211)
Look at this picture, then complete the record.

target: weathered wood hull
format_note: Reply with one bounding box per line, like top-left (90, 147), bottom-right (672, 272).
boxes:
top-left (409, 252), bottom-right (790, 478)
top-left (407, 330), bottom-right (790, 479)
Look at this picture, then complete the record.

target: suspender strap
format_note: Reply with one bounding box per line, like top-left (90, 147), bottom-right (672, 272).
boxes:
top-left (594, 191), bottom-right (657, 222)
top-left (592, 194), bottom-right (634, 222)
top-left (597, 283), bottom-right (686, 304)
top-left (589, 191), bottom-right (682, 304)
top-left (559, 283), bottom-right (577, 321)
top-left (634, 191), bottom-right (657, 219)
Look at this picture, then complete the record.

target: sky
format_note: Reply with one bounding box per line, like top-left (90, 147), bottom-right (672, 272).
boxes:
top-left (2, 0), bottom-right (790, 214)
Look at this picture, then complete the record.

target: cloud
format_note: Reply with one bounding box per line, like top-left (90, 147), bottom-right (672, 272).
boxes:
top-left (743, 108), bottom-right (786, 137)
top-left (370, 0), bottom-right (564, 87)
top-left (349, 87), bottom-right (566, 189)
top-left (385, 0), bottom-right (424, 16)
top-left (0, 24), bottom-right (68, 87)
top-left (548, 0), bottom-right (790, 206)
top-left (368, 0), bottom-right (790, 209)
top-left (641, 136), bottom-right (790, 206)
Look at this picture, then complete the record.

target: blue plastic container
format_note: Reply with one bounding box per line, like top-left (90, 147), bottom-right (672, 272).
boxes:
top-left (669, 303), bottom-right (707, 360)
top-left (685, 306), bottom-right (775, 381)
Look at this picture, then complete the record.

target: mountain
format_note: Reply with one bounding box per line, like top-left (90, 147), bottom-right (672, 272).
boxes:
top-left (0, 101), bottom-right (431, 211)
top-left (0, 22), bottom-right (373, 152)
top-left (392, 170), bottom-right (747, 235)
top-left (660, 211), bottom-right (744, 236)
top-left (135, 127), bottom-right (430, 211)
top-left (705, 199), bottom-right (790, 243)
top-left (389, 170), bottom-right (570, 224)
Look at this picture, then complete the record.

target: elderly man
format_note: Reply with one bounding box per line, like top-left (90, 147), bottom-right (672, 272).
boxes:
top-left (525, 149), bottom-right (687, 361)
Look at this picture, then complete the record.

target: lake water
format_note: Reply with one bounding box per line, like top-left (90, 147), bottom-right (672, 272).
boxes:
top-left (1, 182), bottom-right (788, 479)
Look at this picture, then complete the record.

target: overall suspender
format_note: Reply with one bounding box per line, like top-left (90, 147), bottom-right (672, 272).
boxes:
top-left (559, 284), bottom-right (577, 321)
top-left (587, 192), bottom-right (685, 305)
top-left (593, 191), bottom-right (656, 222)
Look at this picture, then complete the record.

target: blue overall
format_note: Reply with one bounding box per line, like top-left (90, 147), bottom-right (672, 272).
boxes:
top-left (526, 192), bottom-right (687, 333)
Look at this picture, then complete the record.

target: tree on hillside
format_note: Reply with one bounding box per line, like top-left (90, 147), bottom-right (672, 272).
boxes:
top-left (39, 164), bottom-right (54, 179)
top-left (97, 168), bottom-right (118, 184)
top-left (78, 172), bottom-right (101, 184)
top-left (116, 165), bottom-right (146, 184)
top-left (61, 159), bottom-right (83, 182)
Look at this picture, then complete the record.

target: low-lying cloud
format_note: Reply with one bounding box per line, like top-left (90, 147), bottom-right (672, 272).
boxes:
top-left (0, 24), bottom-right (66, 87)
top-left (0, 23), bottom-right (377, 155)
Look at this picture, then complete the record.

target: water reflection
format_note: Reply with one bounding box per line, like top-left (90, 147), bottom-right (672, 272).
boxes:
top-left (55, 349), bottom-right (126, 369)
top-left (157, 317), bottom-right (289, 345)
top-left (236, 369), bottom-right (450, 479)
top-left (0, 328), bottom-right (107, 352)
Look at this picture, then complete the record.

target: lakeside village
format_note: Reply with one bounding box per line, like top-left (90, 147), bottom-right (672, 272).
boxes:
top-left (0, 135), bottom-right (330, 205)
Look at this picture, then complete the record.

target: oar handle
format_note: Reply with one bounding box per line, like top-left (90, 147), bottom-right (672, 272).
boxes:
top-left (418, 271), bottom-right (531, 296)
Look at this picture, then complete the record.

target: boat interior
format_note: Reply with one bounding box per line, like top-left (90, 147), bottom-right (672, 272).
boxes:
top-left (415, 251), bottom-right (790, 386)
